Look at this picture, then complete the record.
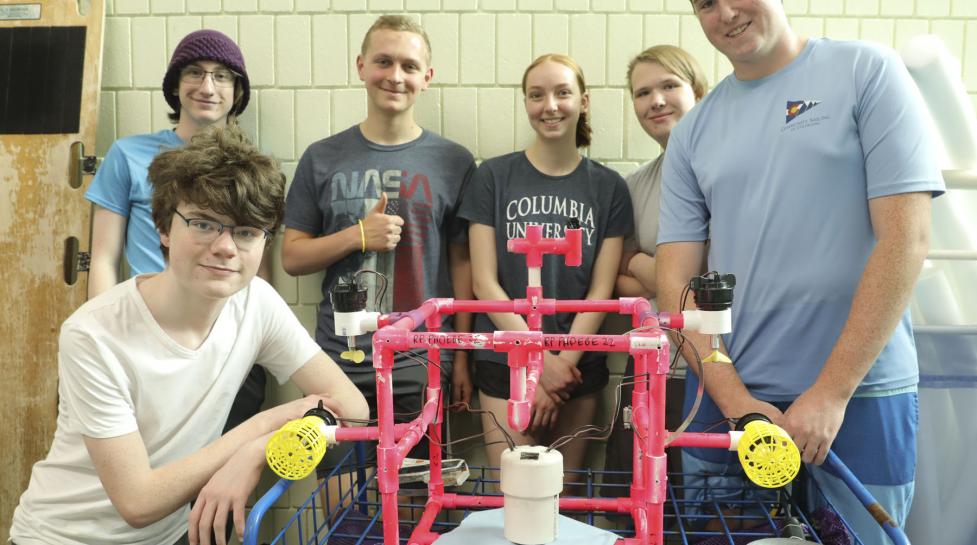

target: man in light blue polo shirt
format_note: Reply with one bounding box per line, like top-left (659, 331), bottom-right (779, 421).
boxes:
top-left (656, 1), bottom-right (943, 544)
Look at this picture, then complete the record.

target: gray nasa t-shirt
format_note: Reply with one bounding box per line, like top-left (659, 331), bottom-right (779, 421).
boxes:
top-left (285, 126), bottom-right (475, 371)
top-left (458, 151), bottom-right (633, 371)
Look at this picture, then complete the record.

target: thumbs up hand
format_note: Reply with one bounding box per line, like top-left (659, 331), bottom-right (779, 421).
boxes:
top-left (361, 192), bottom-right (404, 252)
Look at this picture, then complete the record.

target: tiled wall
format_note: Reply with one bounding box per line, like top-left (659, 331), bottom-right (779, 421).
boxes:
top-left (95, 0), bottom-right (977, 540)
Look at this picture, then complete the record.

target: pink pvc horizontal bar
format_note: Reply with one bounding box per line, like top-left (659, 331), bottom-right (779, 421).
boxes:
top-left (398, 331), bottom-right (638, 353)
top-left (438, 493), bottom-right (631, 514)
top-left (386, 300), bottom-right (444, 331)
top-left (404, 331), bottom-right (497, 351)
top-left (552, 300), bottom-right (627, 313)
top-left (451, 299), bottom-right (634, 315)
top-left (666, 432), bottom-right (733, 449)
top-left (559, 496), bottom-right (631, 513)
top-left (451, 300), bottom-right (517, 313)
top-left (440, 493), bottom-right (503, 509)
top-left (334, 423), bottom-right (412, 443)
top-left (495, 332), bottom-right (634, 353)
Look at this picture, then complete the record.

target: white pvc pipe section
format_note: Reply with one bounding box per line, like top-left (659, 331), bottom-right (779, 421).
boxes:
top-left (943, 169), bottom-right (977, 190)
top-left (927, 250), bottom-right (977, 260)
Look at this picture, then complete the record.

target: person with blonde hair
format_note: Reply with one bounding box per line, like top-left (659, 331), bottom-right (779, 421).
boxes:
top-left (604, 44), bottom-right (709, 488)
top-left (282, 14), bottom-right (476, 470)
top-left (616, 44), bottom-right (708, 299)
top-left (459, 54), bottom-right (633, 474)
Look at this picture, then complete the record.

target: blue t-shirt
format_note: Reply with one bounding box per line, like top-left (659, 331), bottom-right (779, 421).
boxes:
top-left (85, 129), bottom-right (185, 276)
top-left (659, 38), bottom-right (944, 400)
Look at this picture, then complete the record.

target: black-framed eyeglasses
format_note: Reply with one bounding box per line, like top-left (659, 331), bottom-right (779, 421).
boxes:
top-left (179, 65), bottom-right (239, 88)
top-left (173, 210), bottom-right (271, 250)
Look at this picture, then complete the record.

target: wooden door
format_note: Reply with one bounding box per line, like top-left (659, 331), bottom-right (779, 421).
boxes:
top-left (0, 0), bottom-right (104, 539)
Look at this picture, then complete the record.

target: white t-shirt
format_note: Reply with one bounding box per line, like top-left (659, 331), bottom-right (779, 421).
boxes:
top-left (10, 275), bottom-right (321, 545)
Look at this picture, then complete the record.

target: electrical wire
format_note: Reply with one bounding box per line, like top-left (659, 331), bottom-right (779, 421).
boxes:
top-left (428, 401), bottom-right (516, 450)
top-left (546, 372), bottom-right (643, 451)
top-left (353, 268), bottom-right (388, 312)
top-left (336, 269), bottom-right (517, 457)
top-left (546, 276), bottom-right (723, 452)
top-left (337, 348), bottom-right (517, 455)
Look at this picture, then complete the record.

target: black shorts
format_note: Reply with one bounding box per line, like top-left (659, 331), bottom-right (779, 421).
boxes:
top-left (472, 358), bottom-right (609, 400)
top-left (317, 363), bottom-right (437, 475)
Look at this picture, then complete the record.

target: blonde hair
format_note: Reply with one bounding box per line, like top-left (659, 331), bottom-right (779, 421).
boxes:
top-left (626, 45), bottom-right (709, 100)
top-left (361, 15), bottom-right (432, 65)
top-left (521, 54), bottom-right (592, 148)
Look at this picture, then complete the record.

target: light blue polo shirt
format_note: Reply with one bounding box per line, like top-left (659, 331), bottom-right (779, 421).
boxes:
top-left (658, 38), bottom-right (944, 400)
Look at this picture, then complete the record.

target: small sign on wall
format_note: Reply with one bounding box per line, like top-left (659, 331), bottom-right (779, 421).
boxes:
top-left (0, 4), bottom-right (41, 20)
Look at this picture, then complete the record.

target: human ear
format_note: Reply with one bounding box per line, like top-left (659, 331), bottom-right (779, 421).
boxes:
top-left (356, 55), bottom-right (366, 82)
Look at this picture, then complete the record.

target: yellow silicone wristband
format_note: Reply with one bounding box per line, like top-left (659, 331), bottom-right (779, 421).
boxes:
top-left (358, 219), bottom-right (366, 253)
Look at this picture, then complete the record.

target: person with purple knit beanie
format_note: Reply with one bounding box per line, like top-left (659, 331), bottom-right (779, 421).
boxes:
top-left (84, 29), bottom-right (265, 441)
top-left (86, 29), bottom-right (253, 297)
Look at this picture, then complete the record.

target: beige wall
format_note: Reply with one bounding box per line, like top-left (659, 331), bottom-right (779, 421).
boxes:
top-left (95, 0), bottom-right (977, 540)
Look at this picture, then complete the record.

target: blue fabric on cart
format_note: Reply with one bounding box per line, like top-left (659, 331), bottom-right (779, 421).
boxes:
top-left (434, 508), bottom-right (619, 545)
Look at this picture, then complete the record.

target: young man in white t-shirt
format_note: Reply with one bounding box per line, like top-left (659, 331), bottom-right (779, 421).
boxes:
top-left (9, 127), bottom-right (369, 545)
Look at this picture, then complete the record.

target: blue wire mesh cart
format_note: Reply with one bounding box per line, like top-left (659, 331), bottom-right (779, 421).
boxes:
top-left (243, 444), bottom-right (860, 545)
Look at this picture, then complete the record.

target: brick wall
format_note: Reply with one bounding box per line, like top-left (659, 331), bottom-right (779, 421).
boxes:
top-left (95, 1), bottom-right (977, 540)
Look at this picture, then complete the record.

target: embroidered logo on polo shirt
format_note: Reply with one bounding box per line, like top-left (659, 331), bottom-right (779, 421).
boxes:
top-left (786, 100), bottom-right (821, 124)
top-left (781, 99), bottom-right (829, 134)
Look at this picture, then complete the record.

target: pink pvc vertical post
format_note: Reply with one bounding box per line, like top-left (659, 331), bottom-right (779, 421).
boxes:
top-left (507, 348), bottom-right (531, 432)
top-left (373, 343), bottom-right (401, 545)
top-left (424, 313), bottom-right (445, 499)
top-left (630, 350), bottom-right (650, 542)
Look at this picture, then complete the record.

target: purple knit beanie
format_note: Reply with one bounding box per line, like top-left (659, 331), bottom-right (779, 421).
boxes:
top-left (162, 29), bottom-right (250, 117)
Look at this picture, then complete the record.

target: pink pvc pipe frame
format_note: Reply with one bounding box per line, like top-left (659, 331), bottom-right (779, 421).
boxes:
top-left (330, 225), bottom-right (735, 545)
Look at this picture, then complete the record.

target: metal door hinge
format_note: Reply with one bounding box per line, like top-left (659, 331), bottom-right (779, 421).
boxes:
top-left (64, 237), bottom-right (90, 286)
top-left (69, 141), bottom-right (100, 188)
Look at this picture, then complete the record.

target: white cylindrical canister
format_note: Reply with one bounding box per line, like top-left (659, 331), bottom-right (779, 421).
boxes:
top-left (500, 446), bottom-right (563, 544)
top-left (334, 310), bottom-right (361, 337)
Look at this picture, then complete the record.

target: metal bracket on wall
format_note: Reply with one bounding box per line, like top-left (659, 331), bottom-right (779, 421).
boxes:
top-left (69, 141), bottom-right (100, 189)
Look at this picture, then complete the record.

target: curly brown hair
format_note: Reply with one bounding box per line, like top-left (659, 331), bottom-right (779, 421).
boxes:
top-left (149, 125), bottom-right (285, 259)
